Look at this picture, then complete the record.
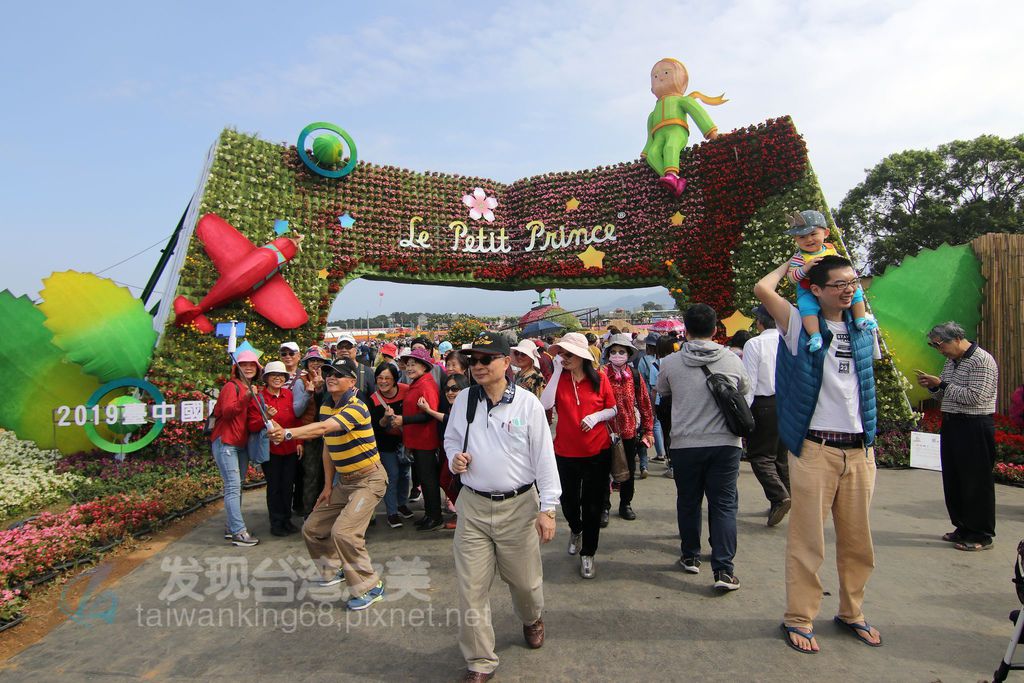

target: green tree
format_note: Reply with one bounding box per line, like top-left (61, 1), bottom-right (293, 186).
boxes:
top-left (640, 301), bottom-right (663, 311)
top-left (836, 134), bottom-right (1024, 273)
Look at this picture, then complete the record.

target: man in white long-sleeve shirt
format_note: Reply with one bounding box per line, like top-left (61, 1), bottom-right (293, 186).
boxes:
top-left (445, 331), bottom-right (561, 683)
top-left (742, 305), bottom-right (791, 526)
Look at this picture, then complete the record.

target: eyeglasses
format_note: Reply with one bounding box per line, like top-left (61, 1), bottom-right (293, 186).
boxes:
top-left (467, 355), bottom-right (504, 366)
top-left (445, 385), bottom-right (461, 393)
top-left (928, 339), bottom-right (945, 349)
top-left (821, 279), bottom-right (860, 291)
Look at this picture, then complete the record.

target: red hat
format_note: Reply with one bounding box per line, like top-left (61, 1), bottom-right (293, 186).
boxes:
top-left (381, 343), bottom-right (398, 358)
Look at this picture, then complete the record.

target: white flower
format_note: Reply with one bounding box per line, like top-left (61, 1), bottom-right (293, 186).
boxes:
top-left (461, 187), bottom-right (498, 222)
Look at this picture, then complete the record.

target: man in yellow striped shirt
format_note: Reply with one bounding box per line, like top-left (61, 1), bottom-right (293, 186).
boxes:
top-left (270, 357), bottom-right (388, 611)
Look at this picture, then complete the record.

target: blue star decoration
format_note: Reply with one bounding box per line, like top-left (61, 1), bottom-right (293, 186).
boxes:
top-left (338, 212), bottom-right (356, 229)
top-left (273, 219), bottom-right (290, 235)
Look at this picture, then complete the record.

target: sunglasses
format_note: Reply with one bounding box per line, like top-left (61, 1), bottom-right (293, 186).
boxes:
top-left (467, 354), bottom-right (504, 366)
top-left (558, 352), bottom-right (576, 360)
top-left (320, 367), bottom-right (352, 379)
top-left (445, 385), bottom-right (461, 393)
top-left (279, 350), bottom-right (298, 356)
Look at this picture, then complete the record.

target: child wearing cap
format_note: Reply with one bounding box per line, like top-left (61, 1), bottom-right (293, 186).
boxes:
top-left (785, 210), bottom-right (875, 351)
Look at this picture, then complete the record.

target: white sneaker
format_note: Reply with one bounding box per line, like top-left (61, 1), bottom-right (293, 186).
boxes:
top-left (580, 555), bottom-right (595, 579)
top-left (567, 532), bottom-right (582, 556)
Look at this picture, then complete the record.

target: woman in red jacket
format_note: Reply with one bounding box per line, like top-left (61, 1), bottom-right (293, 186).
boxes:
top-left (601, 333), bottom-right (654, 521)
top-left (248, 361), bottom-right (302, 537)
top-left (540, 332), bottom-right (618, 579)
top-left (211, 350), bottom-right (260, 547)
top-left (390, 348), bottom-right (443, 531)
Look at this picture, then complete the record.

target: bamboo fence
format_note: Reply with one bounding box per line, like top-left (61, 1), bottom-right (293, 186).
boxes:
top-left (971, 233), bottom-right (1024, 413)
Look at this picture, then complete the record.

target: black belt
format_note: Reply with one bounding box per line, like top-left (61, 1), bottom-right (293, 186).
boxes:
top-left (805, 432), bottom-right (864, 449)
top-left (466, 483), bottom-right (534, 501)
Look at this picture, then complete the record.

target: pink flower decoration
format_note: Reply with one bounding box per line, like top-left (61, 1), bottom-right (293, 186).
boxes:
top-left (462, 187), bottom-right (498, 222)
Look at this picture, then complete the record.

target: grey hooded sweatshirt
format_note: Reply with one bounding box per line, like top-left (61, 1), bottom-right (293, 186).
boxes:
top-left (655, 339), bottom-right (751, 449)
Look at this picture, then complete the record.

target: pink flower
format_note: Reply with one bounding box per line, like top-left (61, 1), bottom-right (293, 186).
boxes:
top-left (461, 187), bottom-right (498, 222)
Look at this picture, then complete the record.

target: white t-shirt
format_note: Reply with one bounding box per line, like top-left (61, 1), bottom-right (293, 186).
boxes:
top-left (780, 306), bottom-right (880, 434)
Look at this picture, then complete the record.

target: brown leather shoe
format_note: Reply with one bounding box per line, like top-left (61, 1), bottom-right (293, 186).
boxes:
top-left (523, 617), bottom-right (545, 649)
top-left (461, 670), bottom-right (494, 682)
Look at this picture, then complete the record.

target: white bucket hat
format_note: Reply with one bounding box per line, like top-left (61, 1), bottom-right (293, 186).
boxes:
top-left (549, 332), bottom-right (592, 360)
top-left (511, 340), bottom-right (541, 369)
top-left (262, 360), bottom-right (289, 378)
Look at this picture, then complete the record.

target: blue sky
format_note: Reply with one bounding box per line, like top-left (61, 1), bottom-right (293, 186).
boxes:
top-left (2, 0), bottom-right (1021, 319)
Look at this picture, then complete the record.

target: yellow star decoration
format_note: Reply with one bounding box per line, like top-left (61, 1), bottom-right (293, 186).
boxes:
top-left (317, 268), bottom-right (329, 279)
top-left (566, 197), bottom-right (580, 211)
top-left (722, 310), bottom-right (754, 337)
top-left (577, 245), bottom-right (605, 270)
top-left (670, 212), bottom-right (685, 226)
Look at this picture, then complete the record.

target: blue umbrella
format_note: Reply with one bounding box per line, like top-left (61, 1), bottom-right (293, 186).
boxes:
top-left (522, 319), bottom-right (565, 337)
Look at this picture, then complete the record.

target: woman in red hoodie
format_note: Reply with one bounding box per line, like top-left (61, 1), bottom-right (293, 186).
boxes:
top-left (248, 361), bottom-right (302, 537)
top-left (211, 350), bottom-right (260, 547)
top-left (390, 348), bottom-right (442, 531)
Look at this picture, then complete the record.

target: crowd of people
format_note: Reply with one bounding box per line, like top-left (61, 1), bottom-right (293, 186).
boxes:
top-left (204, 209), bottom-right (1000, 680)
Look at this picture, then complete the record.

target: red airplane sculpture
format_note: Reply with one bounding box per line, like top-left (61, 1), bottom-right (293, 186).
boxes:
top-left (173, 213), bottom-right (309, 334)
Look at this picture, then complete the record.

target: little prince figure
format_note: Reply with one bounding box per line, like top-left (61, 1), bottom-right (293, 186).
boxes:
top-left (641, 58), bottom-right (726, 197)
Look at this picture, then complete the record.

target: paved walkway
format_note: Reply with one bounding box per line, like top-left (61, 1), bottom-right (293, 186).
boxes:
top-left (2, 463), bottom-right (1022, 682)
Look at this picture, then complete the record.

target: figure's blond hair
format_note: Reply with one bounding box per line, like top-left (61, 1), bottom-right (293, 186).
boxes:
top-left (653, 58), bottom-right (727, 105)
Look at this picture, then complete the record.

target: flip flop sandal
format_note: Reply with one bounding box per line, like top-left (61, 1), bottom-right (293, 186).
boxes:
top-left (833, 616), bottom-right (883, 647)
top-left (954, 541), bottom-right (993, 552)
top-left (941, 531), bottom-right (961, 543)
top-left (781, 623), bottom-right (818, 654)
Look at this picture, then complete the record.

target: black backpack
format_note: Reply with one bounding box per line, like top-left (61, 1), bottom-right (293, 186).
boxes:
top-left (699, 365), bottom-right (755, 438)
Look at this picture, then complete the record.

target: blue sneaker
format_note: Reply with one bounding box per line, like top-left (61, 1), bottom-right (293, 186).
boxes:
top-left (806, 333), bottom-right (823, 352)
top-left (855, 316), bottom-right (878, 331)
top-left (317, 569), bottom-right (346, 588)
top-left (347, 581), bottom-right (384, 611)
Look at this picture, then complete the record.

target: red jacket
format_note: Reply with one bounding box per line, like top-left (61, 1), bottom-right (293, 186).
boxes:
top-left (553, 370), bottom-right (615, 457)
top-left (248, 387), bottom-right (300, 456)
top-left (211, 379), bottom-right (252, 447)
top-left (402, 373), bottom-right (440, 451)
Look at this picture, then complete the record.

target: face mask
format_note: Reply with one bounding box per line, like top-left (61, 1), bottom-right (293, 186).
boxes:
top-left (609, 352), bottom-right (629, 367)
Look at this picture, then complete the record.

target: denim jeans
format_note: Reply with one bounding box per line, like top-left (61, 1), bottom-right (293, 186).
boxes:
top-left (379, 449), bottom-right (411, 515)
top-left (670, 445), bottom-right (741, 574)
top-left (653, 417), bottom-right (666, 458)
top-left (213, 438), bottom-right (250, 535)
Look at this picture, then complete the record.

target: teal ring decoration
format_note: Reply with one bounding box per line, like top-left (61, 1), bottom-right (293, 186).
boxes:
top-left (83, 377), bottom-right (166, 454)
top-left (297, 122), bottom-right (358, 178)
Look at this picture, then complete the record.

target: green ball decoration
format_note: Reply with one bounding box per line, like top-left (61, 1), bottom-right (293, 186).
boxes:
top-left (312, 135), bottom-right (343, 166)
top-left (106, 394), bottom-right (144, 436)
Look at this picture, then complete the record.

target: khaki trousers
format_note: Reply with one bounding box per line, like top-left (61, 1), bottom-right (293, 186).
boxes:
top-left (784, 440), bottom-right (876, 629)
top-left (302, 463), bottom-right (387, 597)
top-left (454, 488), bottom-right (544, 675)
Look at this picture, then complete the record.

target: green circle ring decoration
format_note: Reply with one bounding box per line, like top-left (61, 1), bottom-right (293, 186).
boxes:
top-left (83, 377), bottom-right (166, 454)
top-left (297, 122), bottom-right (358, 178)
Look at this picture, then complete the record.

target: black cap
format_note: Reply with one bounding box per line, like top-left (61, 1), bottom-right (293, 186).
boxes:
top-left (750, 304), bottom-right (769, 319)
top-left (470, 331), bottom-right (510, 356)
top-left (322, 358), bottom-right (359, 379)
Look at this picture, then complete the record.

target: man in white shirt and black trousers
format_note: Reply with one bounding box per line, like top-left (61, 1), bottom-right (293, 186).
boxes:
top-left (742, 304), bottom-right (791, 527)
top-left (445, 331), bottom-right (561, 683)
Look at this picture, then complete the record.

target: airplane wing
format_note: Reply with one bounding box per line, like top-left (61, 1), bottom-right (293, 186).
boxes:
top-left (249, 274), bottom-right (309, 329)
top-left (195, 214), bottom-right (257, 272)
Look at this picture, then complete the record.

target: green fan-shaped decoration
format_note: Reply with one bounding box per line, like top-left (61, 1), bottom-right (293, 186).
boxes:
top-left (0, 291), bottom-right (100, 452)
top-left (38, 271), bottom-right (156, 382)
top-left (866, 243), bottom-right (985, 405)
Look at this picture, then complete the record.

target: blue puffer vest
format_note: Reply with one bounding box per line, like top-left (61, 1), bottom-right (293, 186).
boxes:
top-left (775, 310), bottom-right (877, 457)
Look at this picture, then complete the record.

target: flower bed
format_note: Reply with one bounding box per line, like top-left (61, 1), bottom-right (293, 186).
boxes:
top-left (874, 409), bottom-right (1024, 485)
top-left (0, 431), bottom-right (89, 520)
top-left (0, 433), bottom-right (265, 628)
